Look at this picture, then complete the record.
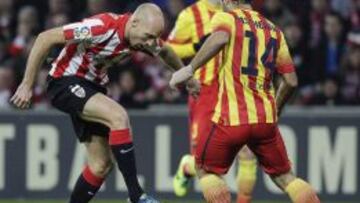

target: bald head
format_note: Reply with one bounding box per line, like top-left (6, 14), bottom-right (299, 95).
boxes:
top-left (133, 3), bottom-right (164, 35)
top-left (125, 3), bottom-right (165, 53)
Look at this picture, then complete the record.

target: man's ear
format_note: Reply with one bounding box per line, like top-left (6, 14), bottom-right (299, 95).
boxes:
top-left (131, 18), bottom-right (139, 28)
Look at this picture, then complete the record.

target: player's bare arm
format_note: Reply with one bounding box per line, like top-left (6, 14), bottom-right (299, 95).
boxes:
top-left (189, 31), bottom-right (229, 71)
top-left (10, 27), bottom-right (65, 109)
top-left (159, 44), bottom-right (201, 97)
top-left (169, 31), bottom-right (230, 88)
top-left (275, 72), bottom-right (298, 116)
top-left (159, 44), bottom-right (184, 71)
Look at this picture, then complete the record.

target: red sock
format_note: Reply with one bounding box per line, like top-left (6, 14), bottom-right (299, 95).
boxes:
top-left (109, 129), bottom-right (132, 145)
top-left (109, 129), bottom-right (143, 203)
top-left (82, 166), bottom-right (104, 187)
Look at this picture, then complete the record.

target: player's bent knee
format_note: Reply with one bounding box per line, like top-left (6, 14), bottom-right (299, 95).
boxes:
top-left (89, 159), bottom-right (114, 177)
top-left (107, 108), bottom-right (129, 130)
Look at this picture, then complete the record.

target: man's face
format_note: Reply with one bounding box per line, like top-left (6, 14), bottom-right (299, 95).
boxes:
top-left (128, 18), bottom-right (162, 55)
top-left (220, 0), bottom-right (232, 11)
top-left (324, 15), bottom-right (342, 40)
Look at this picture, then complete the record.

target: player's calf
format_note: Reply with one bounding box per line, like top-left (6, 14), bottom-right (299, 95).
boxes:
top-left (70, 165), bottom-right (105, 203)
top-left (199, 174), bottom-right (231, 203)
top-left (88, 159), bottom-right (113, 178)
top-left (236, 147), bottom-right (257, 203)
top-left (236, 160), bottom-right (257, 203)
top-left (70, 137), bottom-right (113, 203)
top-left (272, 172), bottom-right (320, 203)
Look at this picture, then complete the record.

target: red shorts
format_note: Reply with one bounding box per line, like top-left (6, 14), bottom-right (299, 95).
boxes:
top-left (188, 84), bottom-right (218, 155)
top-left (195, 123), bottom-right (291, 176)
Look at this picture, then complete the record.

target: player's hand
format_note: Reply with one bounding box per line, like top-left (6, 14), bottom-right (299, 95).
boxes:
top-left (10, 83), bottom-right (33, 109)
top-left (186, 78), bottom-right (201, 99)
top-left (169, 65), bottom-right (194, 89)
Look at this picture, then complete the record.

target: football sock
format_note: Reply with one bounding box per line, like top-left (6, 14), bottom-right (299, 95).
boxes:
top-left (236, 159), bottom-right (257, 203)
top-left (285, 178), bottom-right (321, 203)
top-left (199, 174), bottom-right (231, 203)
top-left (109, 129), bottom-right (143, 203)
top-left (70, 165), bottom-right (104, 203)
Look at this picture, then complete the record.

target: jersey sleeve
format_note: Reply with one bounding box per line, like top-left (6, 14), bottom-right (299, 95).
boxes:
top-left (166, 9), bottom-right (196, 58)
top-left (62, 14), bottom-right (111, 44)
top-left (210, 12), bottom-right (233, 36)
top-left (276, 32), bottom-right (295, 74)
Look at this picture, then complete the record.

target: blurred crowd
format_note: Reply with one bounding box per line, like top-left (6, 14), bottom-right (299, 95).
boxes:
top-left (0, 0), bottom-right (359, 110)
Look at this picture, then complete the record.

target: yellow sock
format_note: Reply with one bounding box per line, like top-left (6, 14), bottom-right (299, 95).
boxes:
top-left (199, 174), bottom-right (231, 203)
top-left (285, 178), bottom-right (321, 203)
top-left (237, 159), bottom-right (257, 197)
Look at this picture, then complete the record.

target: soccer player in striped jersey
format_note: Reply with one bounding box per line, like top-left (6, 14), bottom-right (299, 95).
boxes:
top-left (167, 1), bottom-right (258, 201)
top-left (170, 0), bottom-right (321, 202)
top-left (11, 3), bottom-right (185, 203)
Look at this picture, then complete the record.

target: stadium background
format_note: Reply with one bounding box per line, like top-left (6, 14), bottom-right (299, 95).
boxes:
top-left (0, 0), bottom-right (359, 202)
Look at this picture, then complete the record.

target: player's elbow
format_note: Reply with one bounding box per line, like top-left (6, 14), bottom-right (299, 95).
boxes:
top-left (37, 31), bottom-right (48, 42)
top-left (213, 31), bottom-right (230, 47)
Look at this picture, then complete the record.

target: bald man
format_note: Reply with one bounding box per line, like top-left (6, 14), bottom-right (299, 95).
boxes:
top-left (11, 3), bottom-right (184, 203)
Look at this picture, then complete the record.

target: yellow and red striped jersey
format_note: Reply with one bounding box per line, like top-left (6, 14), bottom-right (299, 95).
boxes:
top-left (210, 9), bottom-right (295, 126)
top-left (166, 0), bottom-right (222, 86)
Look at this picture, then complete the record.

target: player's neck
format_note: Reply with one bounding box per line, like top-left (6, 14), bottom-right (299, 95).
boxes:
top-left (207, 0), bottom-right (221, 7)
top-left (239, 4), bottom-right (252, 10)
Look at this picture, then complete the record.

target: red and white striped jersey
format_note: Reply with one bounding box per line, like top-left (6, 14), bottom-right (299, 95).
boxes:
top-left (49, 13), bottom-right (132, 85)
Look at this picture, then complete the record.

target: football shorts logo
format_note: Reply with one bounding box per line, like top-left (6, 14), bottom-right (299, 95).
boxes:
top-left (70, 84), bottom-right (86, 98)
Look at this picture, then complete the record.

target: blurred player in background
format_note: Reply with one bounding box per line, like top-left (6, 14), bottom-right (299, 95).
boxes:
top-left (10, 3), bottom-right (185, 203)
top-left (170, 0), bottom-right (321, 202)
top-left (167, 1), bottom-right (258, 202)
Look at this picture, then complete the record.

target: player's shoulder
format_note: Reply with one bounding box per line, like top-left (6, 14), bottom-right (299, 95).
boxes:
top-left (215, 11), bottom-right (234, 18)
top-left (211, 11), bottom-right (235, 24)
top-left (257, 13), bottom-right (283, 33)
top-left (177, 2), bottom-right (199, 18)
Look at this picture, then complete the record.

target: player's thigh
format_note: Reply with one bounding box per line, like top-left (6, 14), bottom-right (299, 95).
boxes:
top-left (195, 124), bottom-right (243, 175)
top-left (85, 136), bottom-right (114, 175)
top-left (81, 93), bottom-right (129, 129)
top-left (247, 124), bottom-right (291, 176)
top-left (238, 145), bottom-right (256, 160)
